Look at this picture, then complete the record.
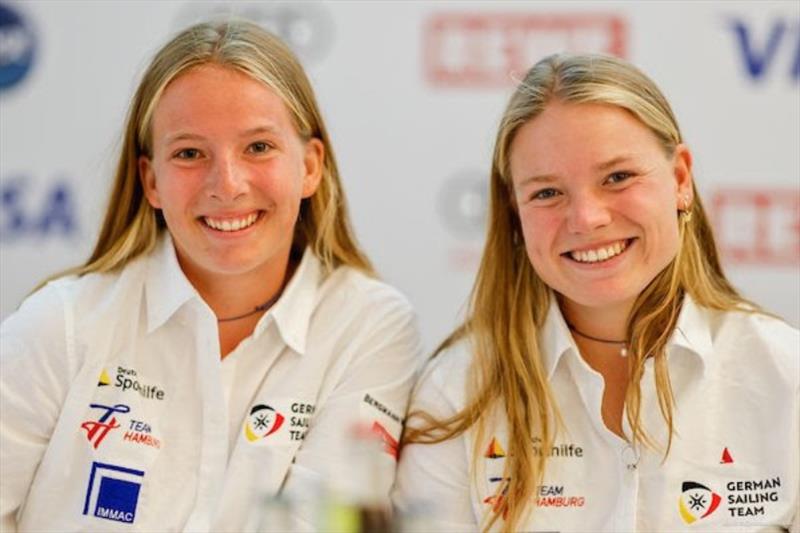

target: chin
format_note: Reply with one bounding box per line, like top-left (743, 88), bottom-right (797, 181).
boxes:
top-left (559, 286), bottom-right (642, 311)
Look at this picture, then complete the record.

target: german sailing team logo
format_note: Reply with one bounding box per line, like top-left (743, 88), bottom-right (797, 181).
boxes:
top-left (679, 481), bottom-right (721, 524)
top-left (244, 404), bottom-right (285, 442)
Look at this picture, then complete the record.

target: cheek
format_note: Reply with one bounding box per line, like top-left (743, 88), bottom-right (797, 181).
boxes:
top-left (519, 209), bottom-right (559, 264)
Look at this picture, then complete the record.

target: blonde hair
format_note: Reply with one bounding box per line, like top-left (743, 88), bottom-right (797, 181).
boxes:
top-left (405, 54), bottom-right (753, 531)
top-left (40, 19), bottom-right (372, 287)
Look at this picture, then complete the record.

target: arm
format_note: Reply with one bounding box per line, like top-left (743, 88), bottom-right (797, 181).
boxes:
top-left (0, 285), bottom-right (73, 532)
top-left (282, 288), bottom-right (422, 529)
top-left (392, 357), bottom-right (479, 532)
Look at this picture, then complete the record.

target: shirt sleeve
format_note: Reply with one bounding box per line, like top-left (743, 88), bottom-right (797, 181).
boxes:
top-left (281, 287), bottom-right (423, 531)
top-left (392, 355), bottom-right (479, 532)
top-left (0, 284), bottom-right (74, 532)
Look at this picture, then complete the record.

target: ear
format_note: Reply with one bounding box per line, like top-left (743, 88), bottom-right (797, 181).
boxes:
top-left (672, 144), bottom-right (694, 208)
top-left (138, 156), bottom-right (162, 209)
top-left (301, 138), bottom-right (324, 198)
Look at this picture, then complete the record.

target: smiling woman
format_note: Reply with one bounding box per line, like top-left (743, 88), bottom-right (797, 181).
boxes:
top-left (0, 20), bottom-right (420, 531)
top-left (393, 54), bottom-right (799, 532)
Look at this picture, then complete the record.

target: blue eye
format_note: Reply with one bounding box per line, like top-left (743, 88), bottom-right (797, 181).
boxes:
top-left (175, 148), bottom-right (201, 160)
top-left (531, 188), bottom-right (560, 201)
top-left (606, 171), bottom-right (633, 184)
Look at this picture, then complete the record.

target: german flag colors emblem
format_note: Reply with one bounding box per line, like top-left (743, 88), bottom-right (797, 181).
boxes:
top-left (679, 481), bottom-right (721, 524)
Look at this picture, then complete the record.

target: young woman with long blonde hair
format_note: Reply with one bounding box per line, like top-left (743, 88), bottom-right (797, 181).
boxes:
top-left (393, 54), bottom-right (798, 532)
top-left (1, 20), bottom-right (419, 531)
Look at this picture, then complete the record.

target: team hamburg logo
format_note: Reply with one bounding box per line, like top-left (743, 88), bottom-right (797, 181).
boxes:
top-left (244, 404), bottom-right (285, 442)
top-left (679, 481), bottom-right (721, 524)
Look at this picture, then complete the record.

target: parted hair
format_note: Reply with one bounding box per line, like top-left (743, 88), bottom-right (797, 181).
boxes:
top-left (41, 19), bottom-right (372, 287)
top-left (404, 54), bottom-right (753, 532)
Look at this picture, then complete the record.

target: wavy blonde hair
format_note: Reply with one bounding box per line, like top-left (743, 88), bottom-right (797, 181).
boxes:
top-left (405, 54), bottom-right (754, 531)
top-left (39, 19), bottom-right (371, 288)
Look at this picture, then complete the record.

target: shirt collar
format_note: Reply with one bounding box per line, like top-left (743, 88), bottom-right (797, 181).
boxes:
top-left (538, 293), bottom-right (575, 381)
top-left (537, 292), bottom-right (713, 379)
top-left (255, 248), bottom-right (321, 356)
top-left (144, 235), bottom-right (321, 353)
top-left (145, 233), bottom-right (200, 334)
top-left (668, 294), bottom-right (713, 371)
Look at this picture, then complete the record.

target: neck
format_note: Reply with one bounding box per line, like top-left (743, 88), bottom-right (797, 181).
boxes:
top-left (558, 294), bottom-right (634, 342)
top-left (178, 251), bottom-right (294, 322)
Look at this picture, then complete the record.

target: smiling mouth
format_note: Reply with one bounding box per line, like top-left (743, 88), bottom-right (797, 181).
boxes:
top-left (564, 238), bottom-right (635, 264)
top-left (202, 211), bottom-right (261, 232)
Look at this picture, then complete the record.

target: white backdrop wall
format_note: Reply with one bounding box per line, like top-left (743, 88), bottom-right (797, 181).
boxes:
top-left (1, 0), bottom-right (798, 353)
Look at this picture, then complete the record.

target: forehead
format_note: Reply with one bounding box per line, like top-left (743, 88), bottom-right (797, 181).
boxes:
top-left (509, 101), bottom-right (663, 177)
top-left (150, 64), bottom-right (296, 139)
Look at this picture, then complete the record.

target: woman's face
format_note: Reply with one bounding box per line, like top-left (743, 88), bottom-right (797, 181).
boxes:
top-left (509, 101), bottom-right (693, 316)
top-left (140, 64), bottom-right (322, 287)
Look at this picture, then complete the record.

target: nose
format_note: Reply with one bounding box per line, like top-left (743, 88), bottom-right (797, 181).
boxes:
top-left (566, 192), bottom-right (612, 234)
top-left (207, 153), bottom-right (247, 202)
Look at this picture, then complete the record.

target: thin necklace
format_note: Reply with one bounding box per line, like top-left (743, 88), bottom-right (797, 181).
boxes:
top-left (567, 323), bottom-right (628, 357)
top-left (217, 292), bottom-right (282, 323)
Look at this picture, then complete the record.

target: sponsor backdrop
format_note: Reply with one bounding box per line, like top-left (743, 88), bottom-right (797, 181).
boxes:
top-left (1, 1), bottom-right (798, 352)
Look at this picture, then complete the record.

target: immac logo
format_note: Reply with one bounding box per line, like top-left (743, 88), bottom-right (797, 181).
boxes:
top-left (424, 12), bottom-right (627, 88)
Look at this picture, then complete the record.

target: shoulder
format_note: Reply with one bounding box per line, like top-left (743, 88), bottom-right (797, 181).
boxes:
top-left (708, 307), bottom-right (799, 387)
top-left (2, 259), bottom-right (146, 354)
top-left (411, 336), bottom-right (475, 414)
top-left (319, 265), bottom-right (417, 327)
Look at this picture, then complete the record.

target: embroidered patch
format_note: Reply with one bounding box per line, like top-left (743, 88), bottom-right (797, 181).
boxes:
top-left (679, 481), bottom-right (722, 524)
top-left (370, 421), bottom-right (399, 459)
top-left (726, 477), bottom-right (782, 519)
top-left (244, 404), bottom-right (285, 442)
top-left (535, 484), bottom-right (586, 508)
top-left (243, 398), bottom-right (314, 445)
top-left (122, 419), bottom-right (162, 449)
top-left (720, 447), bottom-right (734, 464)
top-left (97, 366), bottom-right (166, 401)
top-left (359, 393), bottom-right (402, 458)
top-left (80, 403), bottom-right (130, 449)
top-left (485, 437), bottom-right (506, 458)
top-left (83, 462), bottom-right (144, 524)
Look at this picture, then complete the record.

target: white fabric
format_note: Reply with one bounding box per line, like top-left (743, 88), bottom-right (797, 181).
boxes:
top-left (393, 296), bottom-right (799, 532)
top-left (0, 234), bottom-right (421, 532)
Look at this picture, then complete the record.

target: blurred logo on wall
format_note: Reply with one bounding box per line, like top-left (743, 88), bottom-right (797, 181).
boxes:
top-left (728, 16), bottom-right (799, 83)
top-left (711, 188), bottom-right (799, 266)
top-left (0, 2), bottom-right (36, 91)
top-left (174, 1), bottom-right (334, 64)
top-left (0, 176), bottom-right (78, 241)
top-left (424, 13), bottom-right (627, 88)
top-left (438, 170), bottom-right (488, 270)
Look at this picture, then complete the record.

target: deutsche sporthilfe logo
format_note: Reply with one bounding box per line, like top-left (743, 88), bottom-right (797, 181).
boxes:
top-left (244, 404), bottom-right (285, 442)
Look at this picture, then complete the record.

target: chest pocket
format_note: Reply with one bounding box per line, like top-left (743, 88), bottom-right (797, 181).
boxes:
top-left (232, 397), bottom-right (316, 495)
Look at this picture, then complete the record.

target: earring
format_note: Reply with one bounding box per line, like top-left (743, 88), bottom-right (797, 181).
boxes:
top-left (680, 193), bottom-right (692, 223)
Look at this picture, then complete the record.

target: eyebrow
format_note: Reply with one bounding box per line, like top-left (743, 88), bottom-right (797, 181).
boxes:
top-left (164, 125), bottom-right (283, 145)
top-left (516, 155), bottom-right (638, 188)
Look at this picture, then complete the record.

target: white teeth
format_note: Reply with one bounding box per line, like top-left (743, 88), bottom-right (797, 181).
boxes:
top-left (204, 213), bottom-right (258, 232)
top-left (570, 240), bottom-right (628, 263)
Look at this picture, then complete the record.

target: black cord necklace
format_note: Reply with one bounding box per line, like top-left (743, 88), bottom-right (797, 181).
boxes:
top-left (567, 323), bottom-right (628, 357)
top-left (217, 292), bottom-right (282, 323)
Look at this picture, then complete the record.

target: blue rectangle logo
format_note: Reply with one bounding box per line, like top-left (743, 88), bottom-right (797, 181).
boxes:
top-left (83, 462), bottom-right (144, 524)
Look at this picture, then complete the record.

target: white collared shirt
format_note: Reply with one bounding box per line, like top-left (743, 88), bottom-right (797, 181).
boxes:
top-left (393, 296), bottom-right (799, 532)
top-left (1, 235), bottom-right (421, 532)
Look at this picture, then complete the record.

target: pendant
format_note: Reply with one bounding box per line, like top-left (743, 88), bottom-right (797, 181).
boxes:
top-left (620, 345), bottom-right (628, 357)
